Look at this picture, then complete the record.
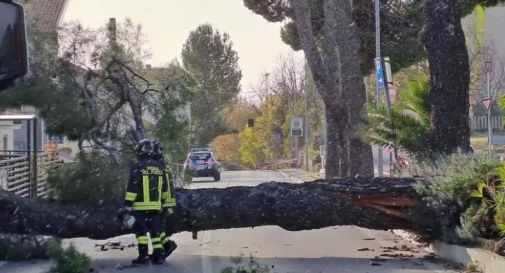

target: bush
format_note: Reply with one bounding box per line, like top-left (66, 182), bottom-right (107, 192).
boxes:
top-left (47, 152), bottom-right (129, 204)
top-left (47, 241), bottom-right (91, 273)
top-left (397, 153), bottom-right (505, 243)
top-left (366, 73), bottom-right (432, 159)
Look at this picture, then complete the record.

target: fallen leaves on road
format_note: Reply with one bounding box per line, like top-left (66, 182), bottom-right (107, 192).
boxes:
top-left (357, 247), bottom-right (371, 251)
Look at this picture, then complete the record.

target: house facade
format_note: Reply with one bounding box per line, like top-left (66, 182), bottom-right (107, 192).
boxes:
top-left (0, 0), bottom-right (69, 155)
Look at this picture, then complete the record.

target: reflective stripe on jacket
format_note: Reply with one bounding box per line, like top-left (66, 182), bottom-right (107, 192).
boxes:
top-left (162, 170), bottom-right (176, 208)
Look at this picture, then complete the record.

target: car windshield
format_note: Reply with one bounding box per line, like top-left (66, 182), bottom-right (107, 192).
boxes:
top-left (190, 153), bottom-right (211, 162)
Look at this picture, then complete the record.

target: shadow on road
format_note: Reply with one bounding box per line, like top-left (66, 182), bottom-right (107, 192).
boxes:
top-left (89, 254), bottom-right (460, 273)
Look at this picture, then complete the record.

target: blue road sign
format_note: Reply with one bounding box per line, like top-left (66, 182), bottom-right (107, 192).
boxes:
top-left (375, 57), bottom-right (385, 89)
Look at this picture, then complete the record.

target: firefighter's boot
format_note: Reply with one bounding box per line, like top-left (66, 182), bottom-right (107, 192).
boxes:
top-left (131, 255), bottom-right (150, 266)
top-left (162, 240), bottom-right (178, 259)
top-left (151, 249), bottom-right (164, 265)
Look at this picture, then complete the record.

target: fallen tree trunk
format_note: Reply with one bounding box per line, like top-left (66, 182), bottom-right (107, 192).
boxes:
top-left (0, 177), bottom-right (438, 240)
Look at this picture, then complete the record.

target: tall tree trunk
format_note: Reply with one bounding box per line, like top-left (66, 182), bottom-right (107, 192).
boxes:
top-left (126, 88), bottom-right (145, 142)
top-left (291, 0), bottom-right (373, 178)
top-left (423, 0), bottom-right (471, 154)
top-left (333, 0), bottom-right (373, 177)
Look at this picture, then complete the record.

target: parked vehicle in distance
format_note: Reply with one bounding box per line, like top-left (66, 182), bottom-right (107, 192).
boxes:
top-left (183, 148), bottom-right (221, 182)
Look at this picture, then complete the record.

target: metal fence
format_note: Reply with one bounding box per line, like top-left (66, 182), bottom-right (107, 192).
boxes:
top-left (170, 163), bottom-right (187, 188)
top-left (471, 116), bottom-right (503, 130)
top-left (0, 152), bottom-right (60, 198)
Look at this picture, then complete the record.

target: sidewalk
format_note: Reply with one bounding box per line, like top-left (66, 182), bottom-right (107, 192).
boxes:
top-left (278, 168), bottom-right (319, 183)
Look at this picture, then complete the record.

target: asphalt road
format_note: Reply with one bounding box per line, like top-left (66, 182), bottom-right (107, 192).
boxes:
top-left (0, 170), bottom-right (460, 273)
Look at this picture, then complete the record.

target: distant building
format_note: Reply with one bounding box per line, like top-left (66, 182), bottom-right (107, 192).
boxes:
top-left (23, 0), bottom-right (68, 33)
top-left (0, 0), bottom-right (69, 155)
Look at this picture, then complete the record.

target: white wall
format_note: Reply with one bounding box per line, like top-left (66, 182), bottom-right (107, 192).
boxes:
top-left (0, 121), bottom-right (14, 152)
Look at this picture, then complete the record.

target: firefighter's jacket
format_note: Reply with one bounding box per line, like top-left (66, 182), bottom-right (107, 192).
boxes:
top-left (124, 158), bottom-right (174, 211)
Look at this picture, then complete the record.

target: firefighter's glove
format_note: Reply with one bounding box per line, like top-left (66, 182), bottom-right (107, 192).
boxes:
top-left (161, 207), bottom-right (174, 219)
top-left (165, 208), bottom-right (174, 215)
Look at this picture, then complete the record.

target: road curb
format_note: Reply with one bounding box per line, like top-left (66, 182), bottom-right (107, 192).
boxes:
top-left (392, 230), bottom-right (505, 273)
top-left (278, 170), bottom-right (306, 183)
top-left (278, 170), bottom-right (304, 183)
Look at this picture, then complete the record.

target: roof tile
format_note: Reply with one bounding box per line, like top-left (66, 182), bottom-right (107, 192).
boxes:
top-left (23, 0), bottom-right (68, 32)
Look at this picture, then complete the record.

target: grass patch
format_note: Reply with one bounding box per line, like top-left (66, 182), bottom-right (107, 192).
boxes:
top-left (0, 235), bottom-right (55, 260)
top-left (471, 133), bottom-right (488, 152)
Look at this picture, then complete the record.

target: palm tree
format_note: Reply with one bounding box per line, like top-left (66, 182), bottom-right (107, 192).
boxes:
top-left (367, 73), bottom-right (433, 160)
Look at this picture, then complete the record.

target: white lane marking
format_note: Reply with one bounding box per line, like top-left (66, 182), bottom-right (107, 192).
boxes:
top-left (201, 231), bottom-right (213, 273)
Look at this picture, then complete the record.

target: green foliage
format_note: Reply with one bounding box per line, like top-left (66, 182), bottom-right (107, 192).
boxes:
top-left (0, 235), bottom-right (56, 260)
top-left (47, 152), bottom-right (129, 204)
top-left (148, 61), bottom-right (195, 163)
top-left (367, 73), bottom-right (432, 159)
top-left (400, 153), bottom-right (505, 242)
top-left (221, 256), bottom-right (276, 273)
top-left (499, 94), bottom-right (505, 110)
top-left (182, 24), bottom-right (242, 146)
top-left (465, 261), bottom-right (482, 273)
top-left (239, 127), bottom-right (269, 168)
top-left (0, 27), bottom-right (94, 139)
top-left (47, 241), bottom-right (91, 273)
top-left (244, 1), bottom-right (505, 74)
top-left (244, 0), bottom-right (426, 73)
top-left (237, 93), bottom-right (299, 168)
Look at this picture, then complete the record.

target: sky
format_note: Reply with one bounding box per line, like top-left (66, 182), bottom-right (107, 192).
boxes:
top-left (62, 0), bottom-right (299, 97)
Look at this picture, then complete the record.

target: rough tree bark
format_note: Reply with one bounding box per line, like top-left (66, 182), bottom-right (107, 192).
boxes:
top-left (423, 0), bottom-right (471, 154)
top-left (291, 0), bottom-right (374, 178)
top-left (0, 177), bottom-right (439, 240)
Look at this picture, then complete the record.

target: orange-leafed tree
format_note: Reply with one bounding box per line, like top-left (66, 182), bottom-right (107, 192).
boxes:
top-left (211, 134), bottom-right (242, 168)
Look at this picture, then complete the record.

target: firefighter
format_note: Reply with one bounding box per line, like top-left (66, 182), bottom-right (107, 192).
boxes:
top-left (123, 139), bottom-right (169, 265)
top-left (152, 140), bottom-right (178, 259)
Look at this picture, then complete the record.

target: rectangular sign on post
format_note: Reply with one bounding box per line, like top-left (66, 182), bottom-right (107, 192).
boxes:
top-left (291, 117), bottom-right (303, 137)
top-left (375, 57), bottom-right (385, 89)
top-left (383, 57), bottom-right (393, 85)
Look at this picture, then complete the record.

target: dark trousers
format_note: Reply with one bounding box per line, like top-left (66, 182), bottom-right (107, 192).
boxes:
top-left (160, 209), bottom-right (176, 246)
top-left (133, 211), bottom-right (163, 257)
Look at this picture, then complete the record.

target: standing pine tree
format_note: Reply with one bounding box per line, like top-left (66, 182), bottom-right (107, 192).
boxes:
top-left (181, 24), bottom-right (242, 147)
top-left (245, 0), bottom-right (374, 177)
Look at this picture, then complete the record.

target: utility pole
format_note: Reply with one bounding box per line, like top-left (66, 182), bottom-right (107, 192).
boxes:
top-left (375, 0), bottom-right (384, 177)
top-left (187, 103), bottom-right (192, 152)
top-left (486, 60), bottom-right (492, 152)
top-left (321, 102), bottom-right (327, 177)
top-left (304, 84), bottom-right (309, 171)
